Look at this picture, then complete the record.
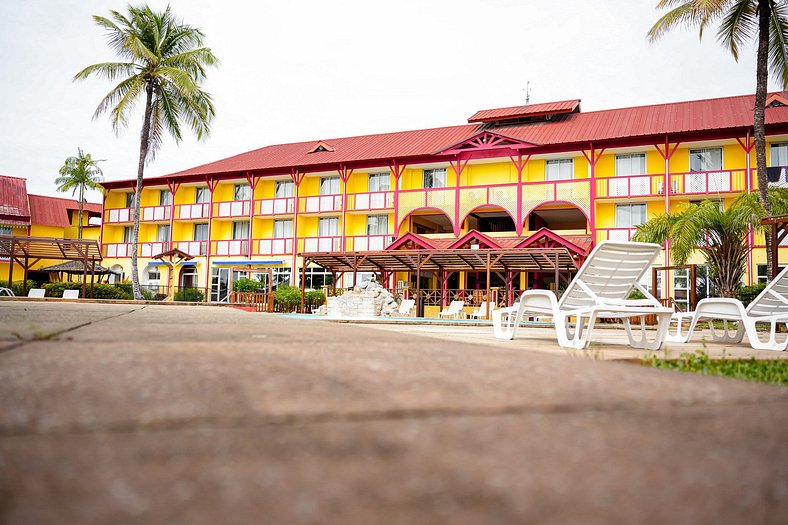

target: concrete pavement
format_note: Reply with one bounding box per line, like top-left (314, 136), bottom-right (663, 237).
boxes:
top-left (0, 301), bottom-right (786, 524)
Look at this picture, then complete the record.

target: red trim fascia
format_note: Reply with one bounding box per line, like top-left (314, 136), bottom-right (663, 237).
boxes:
top-left (447, 230), bottom-right (501, 250)
top-left (385, 231), bottom-right (437, 251)
top-left (515, 227), bottom-right (588, 256)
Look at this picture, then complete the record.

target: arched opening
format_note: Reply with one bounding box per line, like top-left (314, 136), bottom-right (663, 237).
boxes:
top-left (398, 209), bottom-right (454, 236)
top-left (142, 264), bottom-right (161, 286)
top-left (525, 202), bottom-right (589, 233)
top-left (463, 205), bottom-right (516, 234)
top-left (109, 264), bottom-right (125, 284)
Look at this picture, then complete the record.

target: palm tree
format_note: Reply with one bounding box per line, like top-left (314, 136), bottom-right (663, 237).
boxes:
top-left (75, 5), bottom-right (218, 299)
top-left (55, 148), bottom-right (105, 240)
top-left (648, 0), bottom-right (788, 278)
top-left (633, 188), bottom-right (788, 297)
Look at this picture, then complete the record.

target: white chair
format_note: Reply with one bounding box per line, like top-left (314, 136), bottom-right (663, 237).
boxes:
top-left (492, 241), bottom-right (673, 350)
top-left (469, 301), bottom-right (495, 319)
top-left (397, 299), bottom-right (416, 317)
top-left (438, 300), bottom-right (465, 319)
top-left (0, 287), bottom-right (14, 297)
top-left (62, 289), bottom-right (80, 299)
top-left (27, 288), bottom-right (45, 298)
top-left (666, 266), bottom-right (788, 351)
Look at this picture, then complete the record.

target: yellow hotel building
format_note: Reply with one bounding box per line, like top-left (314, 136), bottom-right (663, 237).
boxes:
top-left (99, 93), bottom-right (788, 308)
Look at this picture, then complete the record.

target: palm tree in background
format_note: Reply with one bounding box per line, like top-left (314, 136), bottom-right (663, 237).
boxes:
top-left (75, 4), bottom-right (218, 299)
top-left (55, 148), bottom-right (105, 240)
top-left (648, 0), bottom-right (788, 278)
top-left (633, 189), bottom-right (788, 298)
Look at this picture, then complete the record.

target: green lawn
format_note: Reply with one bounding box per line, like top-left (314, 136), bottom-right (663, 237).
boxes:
top-left (641, 351), bottom-right (788, 386)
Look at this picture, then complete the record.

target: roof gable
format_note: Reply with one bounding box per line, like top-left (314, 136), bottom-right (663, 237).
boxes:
top-left (515, 228), bottom-right (588, 257)
top-left (385, 232), bottom-right (438, 251)
top-left (0, 175), bottom-right (31, 227)
top-left (469, 99), bottom-right (581, 123)
top-left (435, 131), bottom-right (538, 155)
top-left (448, 230), bottom-right (501, 249)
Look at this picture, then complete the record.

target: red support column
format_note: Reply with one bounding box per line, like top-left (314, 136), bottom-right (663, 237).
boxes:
top-left (290, 169), bottom-right (306, 286)
top-left (736, 133), bottom-right (756, 283)
top-left (581, 145), bottom-right (605, 244)
top-left (203, 176), bottom-right (219, 296)
top-left (166, 179), bottom-right (179, 253)
top-left (390, 160), bottom-right (407, 236)
top-left (449, 156), bottom-right (469, 237)
top-left (245, 172), bottom-right (260, 259)
top-left (338, 165), bottom-right (354, 252)
top-left (654, 137), bottom-right (680, 296)
top-left (508, 153), bottom-right (530, 235)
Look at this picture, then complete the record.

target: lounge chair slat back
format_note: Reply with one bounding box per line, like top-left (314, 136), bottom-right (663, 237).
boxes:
top-left (558, 242), bottom-right (661, 311)
top-left (747, 266), bottom-right (788, 317)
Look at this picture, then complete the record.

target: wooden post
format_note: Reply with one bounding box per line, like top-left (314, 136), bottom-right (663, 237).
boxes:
top-left (7, 241), bottom-right (13, 289)
top-left (23, 253), bottom-right (29, 295)
top-left (554, 252), bottom-right (559, 294)
top-left (773, 222), bottom-right (779, 279)
top-left (300, 261), bottom-right (307, 313)
top-left (485, 252), bottom-right (491, 320)
top-left (90, 261), bottom-right (95, 298)
top-left (415, 252), bottom-right (421, 318)
top-left (689, 264), bottom-right (697, 310)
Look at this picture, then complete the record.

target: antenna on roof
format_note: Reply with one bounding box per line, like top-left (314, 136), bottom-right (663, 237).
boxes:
top-left (524, 81), bottom-right (531, 105)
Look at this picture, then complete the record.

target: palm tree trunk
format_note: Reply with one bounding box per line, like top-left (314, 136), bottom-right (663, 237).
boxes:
top-left (78, 184), bottom-right (84, 240)
top-left (131, 82), bottom-right (154, 300)
top-left (755, 0), bottom-right (773, 278)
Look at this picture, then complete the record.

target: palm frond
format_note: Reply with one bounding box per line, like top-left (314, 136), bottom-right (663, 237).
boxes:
top-left (716, 0), bottom-right (756, 60)
top-left (73, 61), bottom-right (138, 82)
top-left (769, 0), bottom-right (788, 88)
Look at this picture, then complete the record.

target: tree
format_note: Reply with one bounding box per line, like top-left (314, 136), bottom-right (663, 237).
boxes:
top-left (648, 0), bottom-right (788, 278)
top-left (75, 5), bottom-right (218, 299)
top-left (55, 148), bottom-right (105, 239)
top-left (633, 188), bottom-right (788, 298)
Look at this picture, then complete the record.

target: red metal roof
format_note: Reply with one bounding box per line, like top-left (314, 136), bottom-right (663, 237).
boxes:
top-left (28, 195), bottom-right (102, 228)
top-left (105, 91), bottom-right (788, 186)
top-left (0, 175), bottom-right (31, 227)
top-left (468, 99), bottom-right (581, 123)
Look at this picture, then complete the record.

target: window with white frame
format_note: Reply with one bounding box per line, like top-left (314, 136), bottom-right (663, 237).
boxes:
top-left (320, 177), bottom-right (340, 195)
top-left (318, 217), bottom-right (339, 236)
top-left (366, 215), bottom-right (388, 235)
top-left (545, 159), bottom-right (574, 181)
top-left (302, 267), bottom-right (333, 290)
top-left (159, 190), bottom-right (172, 206)
top-left (368, 173), bottom-right (391, 192)
top-left (689, 148), bottom-right (723, 171)
top-left (423, 168), bottom-right (447, 189)
top-left (232, 221), bottom-right (249, 240)
top-left (123, 226), bottom-right (133, 243)
top-left (615, 203), bottom-right (647, 228)
top-left (146, 265), bottom-right (161, 281)
top-left (770, 143), bottom-right (788, 166)
top-left (275, 180), bottom-right (294, 198)
top-left (193, 223), bottom-right (209, 241)
top-left (615, 153), bottom-right (646, 176)
top-left (757, 264), bottom-right (787, 284)
top-left (156, 224), bottom-right (170, 243)
top-left (274, 219), bottom-right (293, 238)
top-left (195, 187), bottom-right (210, 203)
top-left (125, 193), bottom-right (136, 208)
top-left (234, 184), bottom-right (251, 201)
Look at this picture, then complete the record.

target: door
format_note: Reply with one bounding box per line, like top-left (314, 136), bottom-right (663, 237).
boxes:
top-left (211, 267), bottom-right (231, 302)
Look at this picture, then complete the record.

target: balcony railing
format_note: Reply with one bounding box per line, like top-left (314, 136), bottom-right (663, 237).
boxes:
top-left (256, 197), bottom-right (295, 215)
top-left (345, 234), bottom-right (395, 251)
top-left (104, 205), bottom-right (171, 224)
top-left (596, 228), bottom-right (639, 243)
top-left (346, 191), bottom-right (394, 211)
top-left (670, 169), bottom-right (746, 195)
top-left (105, 241), bottom-right (170, 258)
top-left (212, 239), bottom-right (249, 256)
top-left (176, 203), bottom-right (211, 220)
top-left (300, 236), bottom-right (342, 252)
top-left (398, 187), bottom-right (455, 210)
top-left (176, 240), bottom-right (208, 256)
top-left (255, 237), bottom-right (293, 255)
top-left (299, 194), bottom-right (343, 213)
top-left (595, 174), bottom-right (667, 199)
top-left (213, 200), bottom-right (251, 218)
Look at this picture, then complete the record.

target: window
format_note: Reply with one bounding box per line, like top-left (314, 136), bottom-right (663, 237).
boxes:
top-left (232, 221), bottom-right (249, 240)
top-left (234, 184), bottom-right (251, 201)
top-left (770, 143), bottom-right (788, 167)
top-left (274, 219), bottom-right (293, 238)
top-left (366, 215), bottom-right (388, 235)
top-left (122, 226), bottom-right (133, 243)
top-left (615, 203), bottom-right (647, 228)
top-left (146, 267), bottom-right (161, 281)
top-left (318, 217), bottom-right (339, 237)
top-left (368, 173), bottom-right (391, 192)
top-left (303, 267), bottom-right (333, 290)
top-left (545, 159), bottom-right (574, 181)
top-left (159, 190), bottom-right (172, 206)
top-left (320, 177), bottom-right (340, 195)
top-left (0, 227), bottom-right (11, 236)
top-left (195, 187), bottom-right (210, 203)
top-left (615, 153), bottom-right (646, 176)
top-left (689, 148), bottom-right (723, 171)
top-left (125, 193), bottom-right (136, 208)
top-left (423, 168), bottom-right (447, 189)
top-left (157, 224), bottom-right (170, 243)
top-left (193, 223), bottom-right (209, 241)
top-left (757, 264), bottom-right (787, 284)
top-left (275, 180), bottom-right (294, 198)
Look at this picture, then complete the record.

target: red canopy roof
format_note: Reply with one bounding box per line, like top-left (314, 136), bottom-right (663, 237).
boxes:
top-left (0, 175), bottom-right (31, 227)
top-left (28, 195), bottom-right (102, 228)
top-left (104, 91), bottom-right (788, 186)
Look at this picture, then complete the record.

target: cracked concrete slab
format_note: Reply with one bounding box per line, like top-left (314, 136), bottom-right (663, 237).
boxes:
top-left (0, 301), bottom-right (786, 524)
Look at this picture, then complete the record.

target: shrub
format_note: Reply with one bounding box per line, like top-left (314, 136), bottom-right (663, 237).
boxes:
top-left (0, 279), bottom-right (37, 296)
top-left (233, 277), bottom-right (264, 293)
top-left (736, 283), bottom-right (766, 307)
top-left (304, 290), bottom-right (326, 310)
top-left (274, 284), bottom-right (301, 312)
top-left (174, 288), bottom-right (204, 302)
top-left (42, 281), bottom-right (133, 300)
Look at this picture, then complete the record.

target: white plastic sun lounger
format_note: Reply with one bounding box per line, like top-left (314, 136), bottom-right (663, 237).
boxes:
top-left (666, 265), bottom-right (788, 351)
top-left (438, 300), bottom-right (465, 319)
top-left (62, 289), bottom-right (80, 299)
top-left (468, 301), bottom-right (495, 319)
top-left (27, 288), bottom-right (45, 298)
top-left (397, 299), bottom-right (416, 317)
top-left (492, 241), bottom-right (673, 350)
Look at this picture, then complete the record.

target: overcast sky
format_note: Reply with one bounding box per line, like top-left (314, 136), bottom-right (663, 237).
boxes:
top-left (0, 0), bottom-right (760, 202)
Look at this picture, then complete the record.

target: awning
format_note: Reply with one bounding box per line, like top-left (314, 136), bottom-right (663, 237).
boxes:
top-left (212, 259), bottom-right (284, 266)
top-left (148, 260), bottom-right (199, 267)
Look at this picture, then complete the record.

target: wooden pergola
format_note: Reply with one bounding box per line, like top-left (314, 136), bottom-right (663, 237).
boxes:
top-left (0, 235), bottom-right (103, 297)
top-left (299, 247), bottom-right (580, 316)
top-left (762, 214), bottom-right (788, 278)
